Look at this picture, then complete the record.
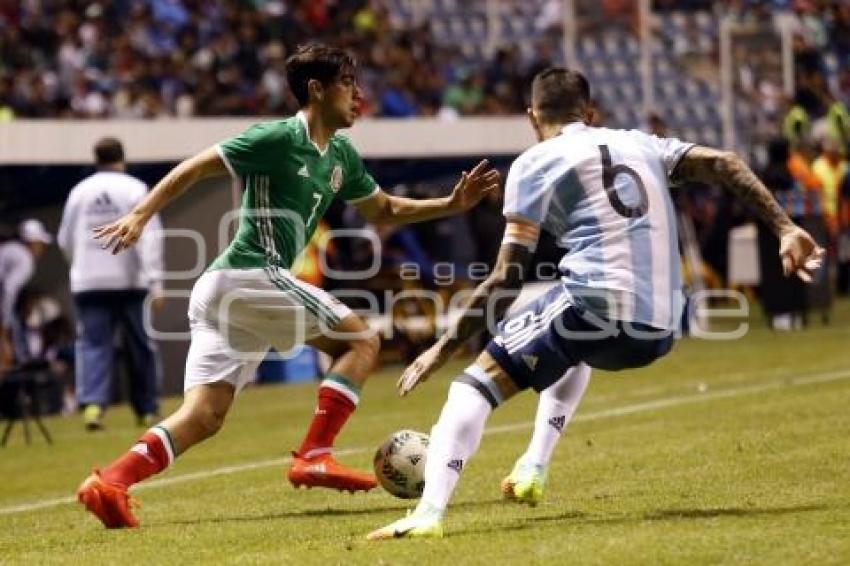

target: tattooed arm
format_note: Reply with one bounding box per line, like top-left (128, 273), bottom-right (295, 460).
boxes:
top-left (671, 145), bottom-right (824, 280)
top-left (671, 146), bottom-right (793, 235)
top-left (396, 219), bottom-right (539, 395)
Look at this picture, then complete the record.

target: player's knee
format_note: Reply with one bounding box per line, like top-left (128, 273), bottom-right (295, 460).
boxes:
top-left (352, 333), bottom-right (380, 365)
top-left (194, 404), bottom-right (227, 438)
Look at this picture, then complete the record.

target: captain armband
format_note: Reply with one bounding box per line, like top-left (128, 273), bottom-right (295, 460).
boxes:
top-left (501, 222), bottom-right (540, 252)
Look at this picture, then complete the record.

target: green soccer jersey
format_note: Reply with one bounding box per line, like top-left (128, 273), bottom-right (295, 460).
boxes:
top-left (209, 112), bottom-right (378, 271)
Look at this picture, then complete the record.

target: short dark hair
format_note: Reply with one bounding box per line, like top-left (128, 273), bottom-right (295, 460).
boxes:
top-left (285, 44), bottom-right (356, 107)
top-left (94, 137), bottom-right (124, 165)
top-left (531, 67), bottom-right (591, 123)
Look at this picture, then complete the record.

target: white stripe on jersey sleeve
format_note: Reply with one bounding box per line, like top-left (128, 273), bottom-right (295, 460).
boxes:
top-left (216, 144), bottom-right (238, 179)
top-left (502, 146), bottom-right (559, 226)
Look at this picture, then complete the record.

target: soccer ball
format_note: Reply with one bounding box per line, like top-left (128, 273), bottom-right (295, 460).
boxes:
top-left (373, 429), bottom-right (429, 499)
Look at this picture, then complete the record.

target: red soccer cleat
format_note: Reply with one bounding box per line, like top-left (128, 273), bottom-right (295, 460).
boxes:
top-left (76, 470), bottom-right (140, 528)
top-left (287, 452), bottom-right (377, 493)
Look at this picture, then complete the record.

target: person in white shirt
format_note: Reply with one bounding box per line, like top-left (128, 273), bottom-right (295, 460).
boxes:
top-left (0, 219), bottom-right (52, 368)
top-left (369, 67), bottom-right (825, 540)
top-left (58, 137), bottom-right (164, 431)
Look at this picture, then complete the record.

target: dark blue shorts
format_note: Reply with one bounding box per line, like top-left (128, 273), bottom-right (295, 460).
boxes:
top-left (485, 285), bottom-right (675, 393)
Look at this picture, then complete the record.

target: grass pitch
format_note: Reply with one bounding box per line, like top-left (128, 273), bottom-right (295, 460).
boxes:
top-left (2, 303), bottom-right (850, 565)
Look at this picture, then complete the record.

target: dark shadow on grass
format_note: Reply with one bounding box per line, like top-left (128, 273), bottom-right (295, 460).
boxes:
top-left (154, 497), bottom-right (505, 528)
top-left (641, 504), bottom-right (827, 522)
top-left (448, 503), bottom-right (829, 539)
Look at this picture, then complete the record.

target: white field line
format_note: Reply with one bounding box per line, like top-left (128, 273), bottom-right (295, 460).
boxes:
top-left (487, 366), bottom-right (850, 434)
top-left (2, 367), bottom-right (849, 517)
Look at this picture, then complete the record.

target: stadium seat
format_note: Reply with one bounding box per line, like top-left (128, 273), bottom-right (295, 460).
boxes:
top-left (702, 128), bottom-right (720, 147)
top-left (611, 60), bottom-right (630, 78)
top-left (620, 82), bottom-right (639, 102)
top-left (589, 60), bottom-right (609, 78)
top-left (684, 81), bottom-right (702, 96)
top-left (602, 34), bottom-right (621, 55)
top-left (500, 14), bottom-right (515, 37)
top-left (655, 59), bottom-right (674, 77)
top-left (694, 11), bottom-right (714, 32)
top-left (580, 37), bottom-right (599, 58)
top-left (449, 19), bottom-right (465, 38)
top-left (470, 16), bottom-right (486, 39)
top-left (431, 19), bottom-right (449, 41)
top-left (691, 105), bottom-right (708, 121)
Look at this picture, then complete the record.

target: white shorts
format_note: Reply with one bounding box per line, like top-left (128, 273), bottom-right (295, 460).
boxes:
top-left (184, 267), bottom-right (351, 392)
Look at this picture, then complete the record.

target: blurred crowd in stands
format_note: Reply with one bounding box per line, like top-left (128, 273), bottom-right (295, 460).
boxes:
top-left (1, 1), bottom-right (848, 121)
top-left (0, 0), bottom-right (539, 119)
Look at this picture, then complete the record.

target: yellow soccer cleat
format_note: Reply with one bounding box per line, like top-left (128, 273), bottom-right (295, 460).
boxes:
top-left (83, 404), bottom-right (104, 432)
top-left (366, 512), bottom-right (444, 541)
top-left (500, 457), bottom-right (546, 507)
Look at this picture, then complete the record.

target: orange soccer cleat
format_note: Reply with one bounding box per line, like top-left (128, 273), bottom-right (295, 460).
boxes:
top-left (76, 470), bottom-right (140, 528)
top-left (287, 452), bottom-right (377, 493)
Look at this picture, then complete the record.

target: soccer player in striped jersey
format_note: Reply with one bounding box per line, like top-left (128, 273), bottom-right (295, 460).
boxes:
top-left (368, 67), bottom-right (824, 540)
top-left (76, 44), bottom-right (500, 529)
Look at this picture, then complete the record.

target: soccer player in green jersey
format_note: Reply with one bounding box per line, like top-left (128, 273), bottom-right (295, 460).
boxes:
top-left (76, 44), bottom-right (500, 529)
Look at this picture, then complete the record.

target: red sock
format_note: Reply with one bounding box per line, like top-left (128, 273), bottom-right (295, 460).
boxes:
top-left (298, 386), bottom-right (357, 458)
top-left (101, 428), bottom-right (175, 488)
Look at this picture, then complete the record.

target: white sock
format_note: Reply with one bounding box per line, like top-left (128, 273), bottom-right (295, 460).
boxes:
top-left (524, 363), bottom-right (591, 467)
top-left (415, 382), bottom-right (492, 518)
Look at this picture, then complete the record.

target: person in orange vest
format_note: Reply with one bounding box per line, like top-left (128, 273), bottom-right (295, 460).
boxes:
top-left (811, 135), bottom-right (847, 239)
top-left (787, 141), bottom-right (824, 211)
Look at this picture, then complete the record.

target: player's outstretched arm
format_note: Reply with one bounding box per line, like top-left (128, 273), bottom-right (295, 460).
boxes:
top-left (397, 220), bottom-right (539, 396)
top-left (94, 146), bottom-right (228, 254)
top-left (671, 146), bottom-right (824, 281)
top-left (355, 159), bottom-right (500, 226)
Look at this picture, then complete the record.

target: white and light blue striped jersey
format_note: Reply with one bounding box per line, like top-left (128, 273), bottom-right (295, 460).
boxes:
top-left (503, 122), bottom-right (693, 329)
